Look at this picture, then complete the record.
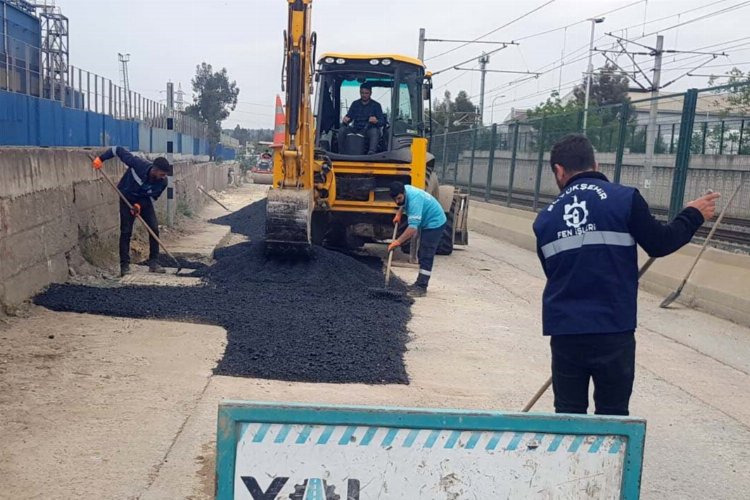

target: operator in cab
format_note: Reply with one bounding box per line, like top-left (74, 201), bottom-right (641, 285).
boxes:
top-left (338, 82), bottom-right (385, 155)
top-left (388, 181), bottom-right (447, 298)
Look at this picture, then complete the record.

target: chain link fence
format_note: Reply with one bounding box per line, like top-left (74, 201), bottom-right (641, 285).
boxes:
top-left (431, 82), bottom-right (750, 247)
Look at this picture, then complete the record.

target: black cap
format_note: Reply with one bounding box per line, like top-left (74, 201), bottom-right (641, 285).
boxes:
top-left (389, 181), bottom-right (405, 198)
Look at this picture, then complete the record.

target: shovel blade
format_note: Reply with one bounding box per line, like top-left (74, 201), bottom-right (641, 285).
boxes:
top-left (659, 288), bottom-right (682, 308)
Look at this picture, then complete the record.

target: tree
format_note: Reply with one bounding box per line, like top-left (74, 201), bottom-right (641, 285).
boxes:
top-left (573, 62), bottom-right (631, 110)
top-left (709, 68), bottom-right (750, 115)
top-left (186, 63), bottom-right (240, 159)
top-left (431, 90), bottom-right (478, 133)
top-left (230, 125), bottom-right (252, 146)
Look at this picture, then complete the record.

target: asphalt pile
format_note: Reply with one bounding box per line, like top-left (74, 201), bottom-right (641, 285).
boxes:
top-left (35, 200), bottom-right (411, 384)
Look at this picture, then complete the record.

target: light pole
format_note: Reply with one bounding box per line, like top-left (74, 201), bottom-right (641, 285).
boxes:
top-left (490, 95), bottom-right (506, 124)
top-left (582, 17), bottom-right (604, 133)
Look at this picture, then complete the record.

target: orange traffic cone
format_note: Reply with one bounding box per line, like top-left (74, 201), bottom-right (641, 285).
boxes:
top-left (272, 95), bottom-right (285, 147)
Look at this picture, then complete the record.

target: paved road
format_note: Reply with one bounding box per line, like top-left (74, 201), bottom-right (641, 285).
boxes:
top-left (1, 184), bottom-right (748, 499)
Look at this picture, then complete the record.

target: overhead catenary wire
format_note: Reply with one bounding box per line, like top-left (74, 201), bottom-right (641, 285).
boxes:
top-left (433, 1), bottom-right (750, 119)
top-left (425, 0), bottom-right (556, 62)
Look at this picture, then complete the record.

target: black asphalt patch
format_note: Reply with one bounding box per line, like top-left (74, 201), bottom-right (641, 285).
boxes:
top-left (35, 200), bottom-right (412, 384)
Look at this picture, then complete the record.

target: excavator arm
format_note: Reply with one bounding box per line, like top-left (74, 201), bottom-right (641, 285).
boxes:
top-left (265, 0), bottom-right (319, 255)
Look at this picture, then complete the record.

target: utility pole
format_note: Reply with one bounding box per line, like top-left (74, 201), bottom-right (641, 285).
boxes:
top-left (166, 81), bottom-right (175, 226)
top-left (478, 53), bottom-right (489, 125)
top-left (643, 35), bottom-right (664, 191)
top-left (118, 53), bottom-right (130, 119)
top-left (175, 83), bottom-right (185, 112)
top-left (595, 33), bottom-right (724, 195)
top-left (582, 17), bottom-right (604, 132)
top-left (418, 28), bottom-right (426, 61)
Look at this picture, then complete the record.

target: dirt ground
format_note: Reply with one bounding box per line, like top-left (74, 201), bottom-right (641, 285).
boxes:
top-left (1, 183), bottom-right (749, 499)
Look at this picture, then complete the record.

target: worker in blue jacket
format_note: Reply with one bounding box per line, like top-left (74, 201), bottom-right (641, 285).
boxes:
top-left (388, 181), bottom-right (447, 297)
top-left (92, 147), bottom-right (172, 277)
top-left (533, 134), bottom-right (719, 416)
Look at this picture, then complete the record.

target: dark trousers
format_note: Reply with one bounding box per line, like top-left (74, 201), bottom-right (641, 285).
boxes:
top-left (338, 125), bottom-right (380, 154)
top-left (119, 199), bottom-right (159, 266)
top-left (550, 332), bottom-right (635, 416)
top-left (414, 225), bottom-right (444, 289)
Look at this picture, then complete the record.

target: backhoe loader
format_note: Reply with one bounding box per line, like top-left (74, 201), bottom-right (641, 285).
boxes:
top-left (266, 0), bottom-right (469, 256)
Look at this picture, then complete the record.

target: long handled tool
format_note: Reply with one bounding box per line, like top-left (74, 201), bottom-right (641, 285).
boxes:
top-left (97, 167), bottom-right (183, 273)
top-left (521, 257), bottom-right (658, 412)
top-left (659, 183), bottom-right (743, 308)
top-left (367, 223), bottom-right (404, 300)
top-left (198, 185), bottom-right (230, 212)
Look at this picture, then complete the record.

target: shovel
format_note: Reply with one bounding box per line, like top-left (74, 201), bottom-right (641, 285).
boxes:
top-left (96, 165), bottom-right (184, 274)
top-left (368, 222), bottom-right (405, 300)
top-left (659, 183), bottom-right (742, 308)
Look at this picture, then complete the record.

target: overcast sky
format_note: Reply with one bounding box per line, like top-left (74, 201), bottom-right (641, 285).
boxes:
top-left (60, 0), bottom-right (750, 128)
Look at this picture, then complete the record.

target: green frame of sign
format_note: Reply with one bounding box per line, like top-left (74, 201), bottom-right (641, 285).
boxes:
top-left (216, 401), bottom-right (646, 500)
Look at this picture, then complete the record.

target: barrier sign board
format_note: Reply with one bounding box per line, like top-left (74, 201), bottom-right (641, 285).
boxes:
top-left (216, 401), bottom-right (645, 499)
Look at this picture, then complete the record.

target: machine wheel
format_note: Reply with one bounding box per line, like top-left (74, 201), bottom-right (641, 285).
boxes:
top-left (436, 198), bottom-right (456, 255)
top-left (311, 211), bottom-right (325, 246)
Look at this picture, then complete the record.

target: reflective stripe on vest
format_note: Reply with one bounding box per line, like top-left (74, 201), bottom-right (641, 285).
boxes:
top-left (540, 230), bottom-right (635, 259)
top-left (130, 168), bottom-right (144, 186)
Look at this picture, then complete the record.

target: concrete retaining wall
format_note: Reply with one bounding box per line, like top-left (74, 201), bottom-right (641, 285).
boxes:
top-left (451, 150), bottom-right (750, 219)
top-left (469, 199), bottom-right (750, 328)
top-left (0, 147), bottom-right (234, 312)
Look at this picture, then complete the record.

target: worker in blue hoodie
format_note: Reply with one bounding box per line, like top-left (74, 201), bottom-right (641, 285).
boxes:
top-left (92, 147), bottom-right (172, 277)
top-left (533, 134), bottom-right (719, 416)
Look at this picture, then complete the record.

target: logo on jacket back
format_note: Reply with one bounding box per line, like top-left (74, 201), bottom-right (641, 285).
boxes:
top-left (563, 196), bottom-right (588, 228)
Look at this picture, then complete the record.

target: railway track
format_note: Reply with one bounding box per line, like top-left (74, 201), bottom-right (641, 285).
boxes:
top-left (457, 183), bottom-right (750, 249)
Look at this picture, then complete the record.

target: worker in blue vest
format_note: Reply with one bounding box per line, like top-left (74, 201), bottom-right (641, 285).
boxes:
top-left (533, 134), bottom-right (719, 416)
top-left (388, 181), bottom-right (447, 298)
top-left (92, 146), bottom-right (172, 277)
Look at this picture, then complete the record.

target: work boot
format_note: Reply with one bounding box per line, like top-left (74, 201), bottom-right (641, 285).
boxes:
top-left (148, 261), bottom-right (166, 274)
top-left (407, 284), bottom-right (427, 298)
top-left (120, 264), bottom-right (131, 277)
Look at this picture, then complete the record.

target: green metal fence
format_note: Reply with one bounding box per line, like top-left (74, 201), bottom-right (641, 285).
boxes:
top-left (431, 82), bottom-right (750, 243)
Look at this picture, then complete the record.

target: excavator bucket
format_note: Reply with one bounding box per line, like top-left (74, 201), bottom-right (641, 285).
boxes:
top-left (265, 188), bottom-right (313, 256)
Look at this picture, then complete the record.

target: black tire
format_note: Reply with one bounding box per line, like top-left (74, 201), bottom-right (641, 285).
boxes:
top-left (436, 198), bottom-right (455, 256)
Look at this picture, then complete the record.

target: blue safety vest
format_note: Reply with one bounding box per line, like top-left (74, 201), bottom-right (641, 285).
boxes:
top-left (533, 173), bottom-right (638, 336)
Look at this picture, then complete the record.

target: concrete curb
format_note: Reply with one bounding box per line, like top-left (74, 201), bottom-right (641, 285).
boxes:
top-left (468, 200), bottom-right (750, 328)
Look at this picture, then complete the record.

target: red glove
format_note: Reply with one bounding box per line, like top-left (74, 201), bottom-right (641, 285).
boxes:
top-left (387, 240), bottom-right (401, 253)
top-left (92, 157), bottom-right (103, 169)
top-left (130, 203), bottom-right (141, 217)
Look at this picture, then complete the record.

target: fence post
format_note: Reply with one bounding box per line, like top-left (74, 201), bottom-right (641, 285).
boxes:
top-left (484, 123), bottom-right (498, 202)
top-left (668, 88), bottom-right (698, 220)
top-left (441, 126), bottom-right (449, 181)
top-left (452, 130), bottom-right (461, 185)
top-left (532, 116), bottom-right (546, 211)
top-left (718, 120), bottom-right (725, 155)
top-left (669, 123), bottom-right (674, 154)
top-left (613, 101), bottom-right (630, 184)
top-left (467, 125), bottom-right (478, 195)
top-left (740, 119), bottom-right (746, 155)
top-left (507, 121), bottom-right (520, 206)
